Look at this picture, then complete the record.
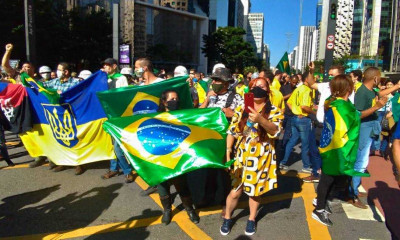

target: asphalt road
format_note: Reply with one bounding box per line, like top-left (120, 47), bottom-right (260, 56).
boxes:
top-left (0, 132), bottom-right (395, 240)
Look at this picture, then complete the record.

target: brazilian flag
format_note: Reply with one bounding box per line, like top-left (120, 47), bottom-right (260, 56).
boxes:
top-left (103, 108), bottom-right (233, 186)
top-left (392, 92), bottom-right (400, 122)
top-left (319, 98), bottom-right (369, 177)
top-left (276, 52), bottom-right (291, 74)
top-left (96, 76), bottom-right (193, 118)
top-left (21, 72), bottom-right (60, 104)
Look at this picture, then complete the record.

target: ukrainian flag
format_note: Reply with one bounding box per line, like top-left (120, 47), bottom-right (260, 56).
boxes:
top-left (19, 71), bottom-right (115, 166)
top-left (103, 108), bottom-right (233, 186)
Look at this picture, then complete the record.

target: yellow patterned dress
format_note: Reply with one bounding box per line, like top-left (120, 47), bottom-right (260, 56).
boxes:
top-left (228, 104), bottom-right (283, 197)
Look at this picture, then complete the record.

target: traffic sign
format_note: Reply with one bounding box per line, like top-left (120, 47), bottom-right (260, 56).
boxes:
top-left (327, 35), bottom-right (335, 42)
top-left (326, 42), bottom-right (334, 50)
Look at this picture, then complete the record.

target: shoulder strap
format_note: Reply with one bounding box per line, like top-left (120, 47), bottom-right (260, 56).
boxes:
top-left (225, 90), bottom-right (236, 108)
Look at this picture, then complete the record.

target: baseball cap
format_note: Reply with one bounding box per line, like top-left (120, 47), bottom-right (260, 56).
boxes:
top-left (78, 70), bottom-right (92, 79)
top-left (102, 58), bottom-right (118, 66)
top-left (210, 68), bottom-right (233, 83)
top-left (121, 67), bottom-right (134, 76)
top-left (39, 66), bottom-right (51, 73)
top-left (174, 65), bottom-right (188, 77)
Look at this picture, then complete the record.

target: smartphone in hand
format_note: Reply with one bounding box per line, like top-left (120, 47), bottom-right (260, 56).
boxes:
top-left (244, 92), bottom-right (254, 113)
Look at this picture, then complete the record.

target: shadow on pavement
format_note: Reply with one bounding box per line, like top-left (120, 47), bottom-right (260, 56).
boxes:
top-left (367, 181), bottom-right (400, 240)
top-left (84, 208), bottom-right (162, 240)
top-left (0, 183), bottom-right (123, 238)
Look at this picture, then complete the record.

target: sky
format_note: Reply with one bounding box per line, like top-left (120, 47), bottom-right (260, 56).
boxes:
top-left (251, 0), bottom-right (319, 66)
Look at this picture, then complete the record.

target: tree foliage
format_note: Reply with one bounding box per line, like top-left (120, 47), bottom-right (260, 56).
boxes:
top-left (0, 0), bottom-right (112, 71)
top-left (202, 27), bottom-right (260, 73)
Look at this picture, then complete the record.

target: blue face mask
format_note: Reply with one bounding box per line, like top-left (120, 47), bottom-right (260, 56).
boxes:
top-left (192, 78), bottom-right (198, 83)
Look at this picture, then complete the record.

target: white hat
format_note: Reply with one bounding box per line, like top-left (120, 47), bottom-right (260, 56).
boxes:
top-left (39, 66), bottom-right (51, 73)
top-left (121, 67), bottom-right (134, 76)
top-left (174, 65), bottom-right (188, 77)
top-left (212, 63), bottom-right (226, 74)
top-left (78, 70), bottom-right (92, 79)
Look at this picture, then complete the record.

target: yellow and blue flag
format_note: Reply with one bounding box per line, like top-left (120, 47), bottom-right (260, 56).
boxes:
top-left (19, 71), bottom-right (115, 166)
top-left (103, 108), bottom-right (233, 186)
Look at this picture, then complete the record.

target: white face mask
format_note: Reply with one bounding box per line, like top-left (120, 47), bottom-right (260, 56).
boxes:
top-left (56, 70), bottom-right (63, 79)
top-left (135, 67), bottom-right (144, 78)
top-left (41, 73), bottom-right (50, 80)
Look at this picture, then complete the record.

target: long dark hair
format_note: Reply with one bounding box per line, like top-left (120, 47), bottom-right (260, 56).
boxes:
top-left (238, 77), bottom-right (272, 142)
top-left (157, 89), bottom-right (179, 112)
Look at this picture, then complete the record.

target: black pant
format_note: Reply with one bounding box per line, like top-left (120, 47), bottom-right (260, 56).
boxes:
top-left (316, 173), bottom-right (347, 210)
top-left (0, 124), bottom-right (12, 165)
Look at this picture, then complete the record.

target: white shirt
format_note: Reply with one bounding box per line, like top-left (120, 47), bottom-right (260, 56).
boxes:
top-left (316, 82), bottom-right (355, 123)
top-left (140, 77), bottom-right (164, 86)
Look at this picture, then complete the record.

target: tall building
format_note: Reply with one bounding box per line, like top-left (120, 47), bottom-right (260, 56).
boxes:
top-left (297, 26), bottom-right (316, 71)
top-left (311, 29), bottom-right (319, 61)
top-left (263, 43), bottom-right (270, 67)
top-left (316, 0), bottom-right (323, 26)
top-left (359, 0), bottom-right (393, 70)
top-left (351, 0), bottom-right (364, 54)
top-left (318, 0), bottom-right (354, 60)
top-left (247, 13), bottom-right (264, 59)
top-left (160, 0), bottom-right (189, 11)
top-left (289, 46), bottom-right (298, 70)
top-left (391, 0), bottom-right (400, 71)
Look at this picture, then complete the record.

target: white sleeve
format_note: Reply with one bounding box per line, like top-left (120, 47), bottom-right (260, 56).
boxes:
top-left (116, 75), bottom-right (128, 88)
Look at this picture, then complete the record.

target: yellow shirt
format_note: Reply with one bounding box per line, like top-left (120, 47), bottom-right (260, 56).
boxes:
top-left (236, 84), bottom-right (246, 98)
top-left (355, 81), bottom-right (362, 93)
top-left (270, 88), bottom-right (285, 110)
top-left (271, 78), bottom-right (281, 91)
top-left (287, 85), bottom-right (313, 116)
top-left (194, 82), bottom-right (207, 104)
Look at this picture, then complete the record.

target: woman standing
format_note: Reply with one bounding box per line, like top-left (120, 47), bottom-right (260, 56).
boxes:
top-left (156, 90), bottom-right (200, 225)
top-left (220, 77), bottom-right (283, 236)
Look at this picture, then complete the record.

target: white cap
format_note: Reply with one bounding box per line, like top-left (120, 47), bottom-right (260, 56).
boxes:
top-left (212, 63), bottom-right (226, 74)
top-left (174, 65), bottom-right (188, 77)
top-left (39, 66), bottom-right (51, 73)
top-left (78, 70), bottom-right (92, 79)
top-left (121, 67), bottom-right (134, 76)
top-left (251, 72), bottom-right (259, 80)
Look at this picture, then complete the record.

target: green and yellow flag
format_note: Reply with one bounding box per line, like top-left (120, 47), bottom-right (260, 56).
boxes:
top-left (103, 108), bottom-right (233, 186)
top-left (392, 92), bottom-right (400, 122)
top-left (276, 52), bottom-right (291, 74)
top-left (96, 76), bottom-right (193, 119)
top-left (319, 98), bottom-right (369, 177)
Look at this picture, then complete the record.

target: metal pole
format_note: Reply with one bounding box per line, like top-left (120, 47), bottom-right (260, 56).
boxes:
top-left (113, 3), bottom-right (119, 61)
top-left (24, 0), bottom-right (36, 64)
top-left (323, 0), bottom-right (338, 82)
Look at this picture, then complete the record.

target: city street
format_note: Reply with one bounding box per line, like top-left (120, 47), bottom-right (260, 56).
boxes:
top-left (0, 132), bottom-right (396, 240)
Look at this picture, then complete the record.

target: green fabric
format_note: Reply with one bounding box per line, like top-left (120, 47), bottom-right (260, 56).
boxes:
top-left (96, 76), bottom-right (193, 118)
top-left (103, 108), bottom-right (234, 186)
top-left (392, 92), bottom-right (400, 122)
top-left (354, 84), bottom-right (378, 122)
top-left (275, 52), bottom-right (291, 74)
top-left (199, 80), bottom-right (208, 92)
top-left (108, 72), bottom-right (123, 80)
top-left (319, 99), bottom-right (369, 177)
top-left (20, 72), bottom-right (60, 104)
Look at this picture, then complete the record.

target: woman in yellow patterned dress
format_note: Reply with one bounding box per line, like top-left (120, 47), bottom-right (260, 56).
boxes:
top-left (220, 77), bottom-right (283, 236)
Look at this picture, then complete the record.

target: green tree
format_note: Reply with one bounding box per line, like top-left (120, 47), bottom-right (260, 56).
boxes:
top-left (202, 27), bottom-right (259, 73)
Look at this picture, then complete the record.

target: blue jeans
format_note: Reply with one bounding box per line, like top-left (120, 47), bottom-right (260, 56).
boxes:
top-left (350, 121), bottom-right (375, 197)
top-left (309, 125), bottom-right (322, 176)
top-left (110, 141), bottom-right (133, 175)
top-left (281, 116), bottom-right (311, 168)
top-left (371, 111), bottom-right (385, 151)
top-left (282, 115), bottom-right (293, 147)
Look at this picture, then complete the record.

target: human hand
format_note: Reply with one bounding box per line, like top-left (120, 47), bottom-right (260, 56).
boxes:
top-left (248, 107), bottom-right (263, 123)
top-left (376, 96), bottom-right (388, 109)
top-left (308, 62), bottom-right (315, 71)
top-left (207, 90), bottom-right (217, 98)
top-left (5, 44), bottom-right (13, 51)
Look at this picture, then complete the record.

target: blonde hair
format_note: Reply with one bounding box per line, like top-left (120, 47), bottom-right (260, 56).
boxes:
top-left (325, 74), bottom-right (354, 110)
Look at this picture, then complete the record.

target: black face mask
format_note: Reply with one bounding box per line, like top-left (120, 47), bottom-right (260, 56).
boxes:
top-left (166, 100), bottom-right (179, 111)
top-left (251, 86), bottom-right (268, 98)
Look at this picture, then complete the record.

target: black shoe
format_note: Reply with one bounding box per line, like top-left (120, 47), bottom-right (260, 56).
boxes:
top-left (312, 198), bottom-right (332, 214)
top-left (186, 208), bottom-right (200, 224)
top-left (140, 186), bottom-right (157, 196)
top-left (5, 159), bottom-right (15, 167)
top-left (245, 220), bottom-right (256, 236)
top-left (312, 209), bottom-right (333, 226)
top-left (162, 209), bottom-right (172, 225)
top-left (220, 218), bottom-right (232, 236)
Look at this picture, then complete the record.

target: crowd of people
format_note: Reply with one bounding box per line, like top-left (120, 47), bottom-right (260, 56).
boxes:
top-left (1, 43), bottom-right (400, 236)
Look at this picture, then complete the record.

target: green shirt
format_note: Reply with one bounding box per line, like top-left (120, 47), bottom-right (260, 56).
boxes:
top-left (354, 84), bottom-right (378, 122)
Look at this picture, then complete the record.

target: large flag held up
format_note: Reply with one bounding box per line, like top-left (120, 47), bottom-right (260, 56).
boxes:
top-left (96, 76), bottom-right (193, 119)
top-left (0, 83), bottom-right (32, 133)
top-left (19, 71), bottom-right (115, 166)
top-left (319, 98), bottom-right (369, 177)
top-left (276, 52), bottom-right (291, 74)
top-left (103, 108), bottom-right (233, 186)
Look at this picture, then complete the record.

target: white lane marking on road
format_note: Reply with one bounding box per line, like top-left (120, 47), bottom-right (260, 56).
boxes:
top-left (342, 203), bottom-right (385, 221)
